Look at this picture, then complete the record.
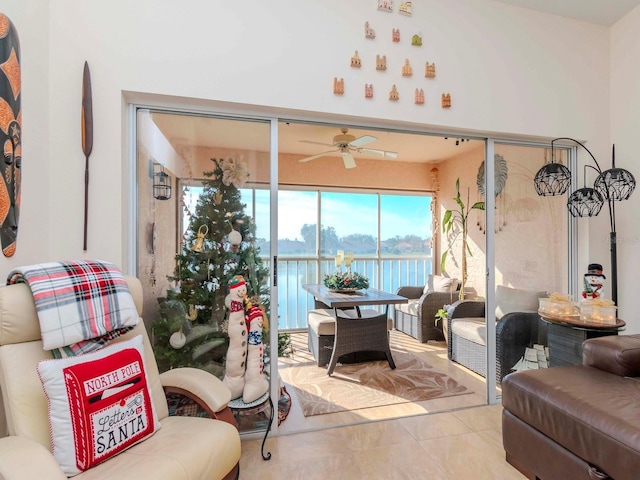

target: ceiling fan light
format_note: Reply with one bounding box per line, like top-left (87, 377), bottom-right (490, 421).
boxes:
top-left (534, 163), bottom-right (572, 196)
top-left (567, 187), bottom-right (604, 217)
top-left (594, 167), bottom-right (636, 201)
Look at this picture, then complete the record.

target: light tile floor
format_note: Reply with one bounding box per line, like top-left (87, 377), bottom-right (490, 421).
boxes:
top-left (239, 404), bottom-right (525, 479)
top-left (239, 331), bottom-right (524, 479)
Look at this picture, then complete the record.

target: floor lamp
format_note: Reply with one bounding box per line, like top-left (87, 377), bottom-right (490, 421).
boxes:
top-left (533, 138), bottom-right (636, 306)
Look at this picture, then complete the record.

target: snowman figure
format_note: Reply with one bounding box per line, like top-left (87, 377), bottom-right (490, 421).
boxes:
top-left (582, 263), bottom-right (605, 299)
top-left (222, 275), bottom-right (248, 399)
top-left (242, 305), bottom-right (270, 403)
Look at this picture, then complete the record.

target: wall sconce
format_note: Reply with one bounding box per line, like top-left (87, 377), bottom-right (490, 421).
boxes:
top-left (153, 164), bottom-right (172, 201)
top-left (533, 138), bottom-right (636, 305)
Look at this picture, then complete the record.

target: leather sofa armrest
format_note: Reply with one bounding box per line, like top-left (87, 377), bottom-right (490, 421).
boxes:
top-left (160, 367), bottom-right (232, 415)
top-left (0, 436), bottom-right (67, 480)
top-left (583, 334), bottom-right (640, 377)
top-left (395, 286), bottom-right (424, 299)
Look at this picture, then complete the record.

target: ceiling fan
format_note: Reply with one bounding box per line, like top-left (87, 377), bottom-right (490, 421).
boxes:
top-left (298, 128), bottom-right (398, 169)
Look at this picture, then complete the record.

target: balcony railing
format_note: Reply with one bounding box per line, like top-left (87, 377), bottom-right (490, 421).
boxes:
top-left (271, 257), bottom-right (434, 330)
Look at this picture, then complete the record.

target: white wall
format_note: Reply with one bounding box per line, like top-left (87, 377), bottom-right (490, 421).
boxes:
top-left (6, 0), bottom-right (638, 326)
top-left (611, 5), bottom-right (640, 333)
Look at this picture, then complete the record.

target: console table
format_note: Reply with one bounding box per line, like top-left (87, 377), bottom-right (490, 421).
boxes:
top-left (539, 312), bottom-right (626, 367)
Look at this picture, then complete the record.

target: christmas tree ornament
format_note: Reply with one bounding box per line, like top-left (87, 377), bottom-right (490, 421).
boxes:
top-left (222, 275), bottom-right (249, 399)
top-left (190, 224), bottom-right (208, 252)
top-left (169, 330), bottom-right (187, 349)
top-left (243, 305), bottom-right (270, 403)
top-left (186, 304), bottom-right (198, 321)
top-left (214, 190), bottom-right (223, 204)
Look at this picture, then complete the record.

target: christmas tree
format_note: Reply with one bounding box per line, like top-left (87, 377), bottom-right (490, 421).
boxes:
top-left (152, 157), bottom-right (270, 377)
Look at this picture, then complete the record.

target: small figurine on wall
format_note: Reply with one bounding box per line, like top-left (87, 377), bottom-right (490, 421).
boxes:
top-left (365, 83), bottom-right (374, 98)
top-left (365, 21), bottom-right (376, 39)
top-left (425, 62), bottom-right (436, 78)
top-left (378, 0), bottom-right (394, 13)
top-left (442, 93), bottom-right (452, 108)
top-left (392, 28), bottom-right (400, 43)
top-left (414, 88), bottom-right (424, 104)
top-left (389, 84), bottom-right (399, 101)
top-left (411, 33), bottom-right (422, 46)
top-left (333, 77), bottom-right (344, 95)
top-left (401, 59), bottom-right (412, 77)
top-left (376, 54), bottom-right (387, 71)
top-left (583, 263), bottom-right (606, 299)
top-left (351, 51), bottom-right (361, 68)
top-left (399, 1), bottom-right (412, 16)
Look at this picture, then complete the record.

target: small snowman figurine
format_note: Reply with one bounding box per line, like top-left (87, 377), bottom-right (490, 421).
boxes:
top-left (582, 263), bottom-right (605, 299)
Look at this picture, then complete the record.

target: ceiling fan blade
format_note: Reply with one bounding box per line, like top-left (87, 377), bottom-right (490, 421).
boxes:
top-left (349, 135), bottom-right (377, 148)
top-left (358, 148), bottom-right (399, 159)
top-left (299, 140), bottom-right (336, 147)
top-left (299, 149), bottom-right (338, 163)
top-left (342, 151), bottom-right (357, 169)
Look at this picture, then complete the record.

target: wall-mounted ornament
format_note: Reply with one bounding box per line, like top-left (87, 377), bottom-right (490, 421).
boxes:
top-left (153, 164), bottom-right (172, 200)
top-left (365, 83), bottom-right (374, 98)
top-left (414, 88), bottom-right (424, 105)
top-left (392, 28), bottom-right (400, 42)
top-left (0, 14), bottom-right (21, 257)
top-left (411, 34), bottom-right (422, 46)
top-left (401, 59), bottom-right (413, 77)
top-left (389, 84), bottom-right (399, 101)
top-left (365, 21), bottom-right (376, 39)
top-left (376, 54), bottom-right (387, 71)
top-left (442, 93), bottom-right (452, 108)
top-left (81, 61), bottom-right (93, 251)
top-left (350, 51), bottom-right (361, 68)
top-left (378, 0), bottom-right (394, 12)
top-left (399, 1), bottom-right (413, 16)
top-left (425, 62), bottom-right (436, 78)
top-left (333, 77), bottom-right (344, 94)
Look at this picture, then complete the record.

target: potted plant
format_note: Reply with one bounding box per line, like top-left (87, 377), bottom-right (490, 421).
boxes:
top-left (441, 178), bottom-right (485, 300)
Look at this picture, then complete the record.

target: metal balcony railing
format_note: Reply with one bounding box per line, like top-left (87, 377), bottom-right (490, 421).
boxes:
top-left (267, 257), bottom-right (434, 331)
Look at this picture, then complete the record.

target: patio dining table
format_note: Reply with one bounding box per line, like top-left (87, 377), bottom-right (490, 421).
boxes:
top-left (302, 284), bottom-right (408, 375)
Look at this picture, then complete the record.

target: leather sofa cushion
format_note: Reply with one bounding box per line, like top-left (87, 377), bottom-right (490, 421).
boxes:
top-left (502, 366), bottom-right (640, 480)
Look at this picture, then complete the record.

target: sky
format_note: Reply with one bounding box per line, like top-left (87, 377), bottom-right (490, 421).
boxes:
top-left (184, 187), bottom-right (433, 241)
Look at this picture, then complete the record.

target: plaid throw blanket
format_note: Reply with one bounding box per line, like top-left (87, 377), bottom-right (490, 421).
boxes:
top-left (7, 260), bottom-right (139, 358)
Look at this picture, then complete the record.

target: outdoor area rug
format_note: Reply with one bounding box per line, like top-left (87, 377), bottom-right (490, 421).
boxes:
top-left (280, 350), bottom-right (472, 416)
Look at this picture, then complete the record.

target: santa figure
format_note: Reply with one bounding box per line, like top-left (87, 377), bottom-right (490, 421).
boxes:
top-left (582, 263), bottom-right (605, 299)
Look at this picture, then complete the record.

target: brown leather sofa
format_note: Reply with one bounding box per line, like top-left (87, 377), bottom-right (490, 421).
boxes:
top-left (502, 334), bottom-right (640, 480)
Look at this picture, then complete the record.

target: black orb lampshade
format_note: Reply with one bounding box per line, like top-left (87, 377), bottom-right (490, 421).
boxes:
top-left (533, 162), bottom-right (572, 196)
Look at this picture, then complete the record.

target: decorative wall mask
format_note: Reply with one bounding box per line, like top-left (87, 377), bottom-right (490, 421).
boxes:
top-left (0, 14), bottom-right (21, 257)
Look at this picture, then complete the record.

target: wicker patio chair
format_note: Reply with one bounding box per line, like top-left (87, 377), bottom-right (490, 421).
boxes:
top-left (393, 286), bottom-right (459, 342)
top-left (446, 299), bottom-right (548, 382)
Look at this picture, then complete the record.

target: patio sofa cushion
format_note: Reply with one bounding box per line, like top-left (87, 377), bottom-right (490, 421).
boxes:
top-left (496, 285), bottom-right (546, 319)
top-left (423, 274), bottom-right (458, 295)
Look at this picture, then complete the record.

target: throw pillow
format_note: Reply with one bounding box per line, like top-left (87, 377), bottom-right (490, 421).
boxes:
top-left (423, 274), bottom-right (458, 294)
top-left (37, 335), bottom-right (160, 476)
top-left (495, 285), bottom-right (547, 319)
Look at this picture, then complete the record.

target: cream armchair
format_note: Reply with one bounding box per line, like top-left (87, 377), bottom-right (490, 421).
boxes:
top-left (0, 276), bottom-right (241, 480)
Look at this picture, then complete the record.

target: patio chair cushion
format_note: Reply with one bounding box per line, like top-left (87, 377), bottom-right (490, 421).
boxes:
top-left (495, 285), bottom-right (547, 319)
top-left (423, 274), bottom-right (458, 295)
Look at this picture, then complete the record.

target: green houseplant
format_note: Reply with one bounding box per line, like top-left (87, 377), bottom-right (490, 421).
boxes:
top-left (441, 178), bottom-right (485, 300)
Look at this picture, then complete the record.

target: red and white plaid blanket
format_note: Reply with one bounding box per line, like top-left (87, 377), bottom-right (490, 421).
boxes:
top-left (7, 260), bottom-right (139, 357)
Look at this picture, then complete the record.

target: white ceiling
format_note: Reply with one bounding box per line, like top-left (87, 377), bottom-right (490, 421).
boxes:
top-left (151, 113), bottom-right (484, 165)
top-left (493, 0), bottom-right (640, 26)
